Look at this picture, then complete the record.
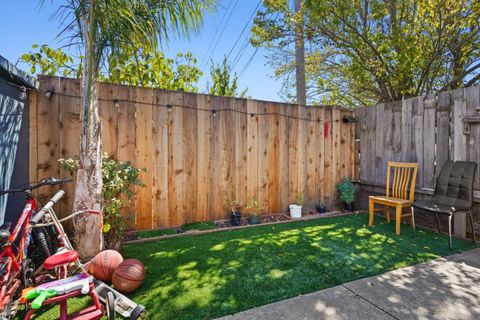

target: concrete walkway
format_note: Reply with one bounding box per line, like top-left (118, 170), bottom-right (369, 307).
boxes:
top-left (218, 248), bottom-right (480, 320)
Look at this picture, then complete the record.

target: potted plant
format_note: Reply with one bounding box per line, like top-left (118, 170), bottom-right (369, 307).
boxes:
top-left (225, 198), bottom-right (242, 226)
top-left (336, 178), bottom-right (357, 211)
top-left (245, 198), bottom-right (264, 225)
top-left (316, 202), bottom-right (327, 213)
top-left (289, 191), bottom-right (304, 218)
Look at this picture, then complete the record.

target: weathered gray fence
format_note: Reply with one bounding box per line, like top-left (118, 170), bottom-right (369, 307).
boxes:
top-left (356, 85), bottom-right (480, 237)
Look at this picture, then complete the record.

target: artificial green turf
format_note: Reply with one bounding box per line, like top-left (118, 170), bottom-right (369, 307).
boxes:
top-left (122, 214), bottom-right (473, 319)
top-left (16, 214), bottom-right (474, 320)
top-left (136, 228), bottom-right (177, 239)
top-left (182, 221), bottom-right (217, 231)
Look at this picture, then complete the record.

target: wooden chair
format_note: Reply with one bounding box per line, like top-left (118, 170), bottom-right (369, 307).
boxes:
top-left (368, 162), bottom-right (418, 235)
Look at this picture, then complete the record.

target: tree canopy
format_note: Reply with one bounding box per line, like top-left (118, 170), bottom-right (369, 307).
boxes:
top-left (252, 0), bottom-right (480, 107)
top-left (207, 56), bottom-right (248, 97)
top-left (21, 44), bottom-right (203, 92)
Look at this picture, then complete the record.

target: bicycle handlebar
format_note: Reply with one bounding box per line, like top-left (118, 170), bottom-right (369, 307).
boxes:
top-left (30, 190), bottom-right (66, 225)
top-left (0, 178), bottom-right (72, 196)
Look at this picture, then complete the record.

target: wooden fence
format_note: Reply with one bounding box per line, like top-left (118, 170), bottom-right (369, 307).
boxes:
top-left (29, 76), bottom-right (356, 230)
top-left (356, 84), bottom-right (480, 236)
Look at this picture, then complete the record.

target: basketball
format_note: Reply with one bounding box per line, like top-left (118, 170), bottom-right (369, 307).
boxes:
top-left (112, 259), bottom-right (145, 293)
top-left (89, 250), bottom-right (123, 282)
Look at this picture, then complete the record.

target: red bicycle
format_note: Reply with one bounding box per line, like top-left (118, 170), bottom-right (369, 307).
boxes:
top-left (0, 177), bottom-right (70, 318)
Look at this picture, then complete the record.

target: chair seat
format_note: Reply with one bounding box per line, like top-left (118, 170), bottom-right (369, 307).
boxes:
top-left (43, 250), bottom-right (78, 270)
top-left (412, 199), bottom-right (469, 215)
top-left (369, 196), bottom-right (412, 206)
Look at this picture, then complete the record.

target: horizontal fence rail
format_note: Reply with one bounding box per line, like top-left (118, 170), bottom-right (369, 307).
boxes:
top-left (29, 76), bottom-right (356, 230)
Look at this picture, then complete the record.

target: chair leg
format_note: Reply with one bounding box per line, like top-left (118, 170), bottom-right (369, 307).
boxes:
top-left (395, 205), bottom-right (402, 235)
top-left (411, 206), bottom-right (416, 239)
top-left (435, 213), bottom-right (441, 233)
top-left (468, 211), bottom-right (476, 244)
top-left (386, 207), bottom-right (390, 223)
top-left (448, 215), bottom-right (453, 250)
top-left (369, 198), bottom-right (374, 226)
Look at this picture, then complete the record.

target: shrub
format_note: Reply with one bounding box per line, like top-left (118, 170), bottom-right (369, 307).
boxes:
top-left (59, 154), bottom-right (144, 250)
top-left (336, 179), bottom-right (357, 204)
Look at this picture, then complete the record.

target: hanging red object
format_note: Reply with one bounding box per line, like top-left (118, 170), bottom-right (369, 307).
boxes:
top-left (324, 118), bottom-right (329, 139)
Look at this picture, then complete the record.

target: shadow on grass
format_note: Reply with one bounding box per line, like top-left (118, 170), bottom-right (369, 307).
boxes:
top-left (121, 214), bottom-right (474, 320)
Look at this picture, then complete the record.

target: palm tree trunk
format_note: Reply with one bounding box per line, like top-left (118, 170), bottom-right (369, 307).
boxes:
top-left (73, 2), bottom-right (104, 260)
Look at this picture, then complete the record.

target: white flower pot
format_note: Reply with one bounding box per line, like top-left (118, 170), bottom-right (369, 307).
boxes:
top-left (289, 204), bottom-right (302, 218)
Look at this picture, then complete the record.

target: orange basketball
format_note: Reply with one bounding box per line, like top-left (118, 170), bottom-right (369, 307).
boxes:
top-left (89, 250), bottom-right (123, 282)
top-left (112, 259), bottom-right (145, 293)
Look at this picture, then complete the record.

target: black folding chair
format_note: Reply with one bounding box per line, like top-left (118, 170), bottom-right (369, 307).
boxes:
top-left (412, 161), bottom-right (477, 249)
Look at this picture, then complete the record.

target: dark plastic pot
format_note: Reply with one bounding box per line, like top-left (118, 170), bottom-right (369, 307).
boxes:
top-left (230, 211), bottom-right (242, 226)
top-left (344, 202), bottom-right (354, 212)
top-left (248, 216), bottom-right (261, 225)
top-left (316, 204), bottom-right (327, 213)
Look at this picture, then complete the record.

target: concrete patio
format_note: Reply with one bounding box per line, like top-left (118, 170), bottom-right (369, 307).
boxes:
top-left (218, 248), bottom-right (480, 320)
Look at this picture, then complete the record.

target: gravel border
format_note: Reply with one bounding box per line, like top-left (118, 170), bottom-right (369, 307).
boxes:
top-left (123, 211), bottom-right (365, 245)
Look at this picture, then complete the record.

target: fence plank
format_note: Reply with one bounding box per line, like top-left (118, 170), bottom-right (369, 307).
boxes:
top-left (234, 99), bottom-right (247, 212)
top-left (152, 90), bottom-right (170, 228)
top-left (183, 92), bottom-right (198, 223)
top-left (323, 108), bottom-right (333, 202)
top-left (436, 92), bottom-right (451, 180)
top-left (392, 101), bottom-right (402, 161)
top-left (99, 84), bottom-right (118, 158)
top-left (358, 108), bottom-right (368, 183)
top-left (366, 107), bottom-right (377, 185)
top-left (451, 88), bottom-right (466, 237)
top-left (257, 101), bottom-right (267, 207)
top-left (134, 87), bottom-right (154, 230)
top-left (196, 94), bottom-right (212, 221)
top-left (28, 90), bottom-right (38, 186)
top-left (288, 105), bottom-right (299, 203)
top-left (246, 100), bottom-right (258, 206)
top-left (411, 96), bottom-right (424, 189)
top-left (401, 98), bottom-right (413, 162)
top-left (423, 95), bottom-right (436, 189)
top-left (278, 103), bottom-right (290, 210)
top-left (36, 77), bottom-right (60, 202)
top-left (464, 86), bottom-right (480, 190)
top-left (117, 86), bottom-right (136, 229)
top-left (375, 103), bottom-right (386, 186)
top-left (317, 108), bottom-right (325, 201)
top-left (331, 109), bottom-right (341, 197)
top-left (58, 78), bottom-right (81, 221)
top-left (306, 108), bottom-right (317, 202)
top-left (266, 101), bottom-right (280, 212)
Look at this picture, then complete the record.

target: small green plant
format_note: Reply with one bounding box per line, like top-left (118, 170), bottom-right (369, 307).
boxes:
top-left (59, 154), bottom-right (144, 250)
top-left (295, 191), bottom-right (305, 206)
top-left (336, 179), bottom-right (357, 204)
top-left (245, 198), bottom-right (265, 217)
top-left (225, 198), bottom-right (241, 214)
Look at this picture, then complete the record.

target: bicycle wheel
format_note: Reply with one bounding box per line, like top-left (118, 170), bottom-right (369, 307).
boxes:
top-left (31, 228), bottom-right (52, 264)
top-left (21, 259), bottom-right (36, 287)
top-left (106, 292), bottom-right (116, 320)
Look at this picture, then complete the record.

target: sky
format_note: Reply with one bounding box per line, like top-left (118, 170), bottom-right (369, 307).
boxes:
top-left (0, 0), bottom-right (283, 102)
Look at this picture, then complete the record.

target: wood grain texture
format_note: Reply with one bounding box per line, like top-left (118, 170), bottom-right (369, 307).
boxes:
top-left (357, 85), bottom-right (480, 238)
top-left (30, 78), bottom-right (355, 230)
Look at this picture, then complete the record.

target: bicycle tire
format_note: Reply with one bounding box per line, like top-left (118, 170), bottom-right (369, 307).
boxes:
top-left (106, 292), bottom-right (116, 320)
top-left (32, 228), bottom-right (52, 262)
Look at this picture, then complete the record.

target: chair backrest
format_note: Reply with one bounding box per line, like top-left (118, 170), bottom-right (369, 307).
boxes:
top-left (386, 162), bottom-right (418, 201)
top-left (433, 161), bottom-right (477, 209)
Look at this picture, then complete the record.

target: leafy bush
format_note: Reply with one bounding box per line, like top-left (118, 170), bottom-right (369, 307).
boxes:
top-left (336, 179), bottom-right (357, 204)
top-left (295, 191), bottom-right (304, 206)
top-left (244, 198), bottom-right (265, 217)
top-left (59, 154), bottom-right (144, 249)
